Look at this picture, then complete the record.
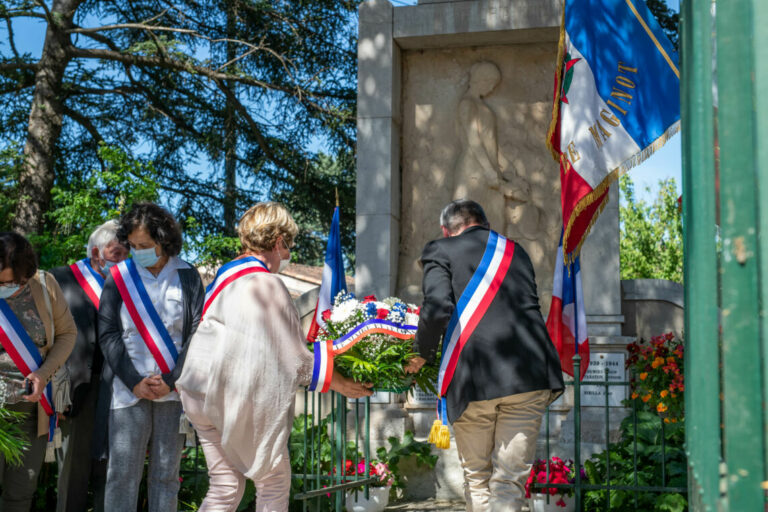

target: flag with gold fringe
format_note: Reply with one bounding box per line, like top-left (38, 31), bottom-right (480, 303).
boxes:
top-left (547, 0), bottom-right (680, 261)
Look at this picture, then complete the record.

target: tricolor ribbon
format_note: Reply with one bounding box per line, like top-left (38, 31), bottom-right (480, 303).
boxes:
top-left (0, 299), bottom-right (57, 441)
top-left (203, 257), bottom-right (269, 319)
top-left (332, 319), bottom-right (417, 355)
top-left (70, 258), bottom-right (104, 309)
top-left (430, 231), bottom-right (515, 449)
top-left (110, 259), bottom-right (178, 374)
top-left (308, 340), bottom-right (333, 393)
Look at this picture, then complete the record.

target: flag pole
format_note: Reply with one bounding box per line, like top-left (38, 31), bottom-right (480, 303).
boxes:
top-left (335, 187), bottom-right (339, 208)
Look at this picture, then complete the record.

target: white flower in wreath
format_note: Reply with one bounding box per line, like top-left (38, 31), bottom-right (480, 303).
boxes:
top-left (331, 299), bottom-right (360, 323)
top-left (404, 312), bottom-right (419, 326)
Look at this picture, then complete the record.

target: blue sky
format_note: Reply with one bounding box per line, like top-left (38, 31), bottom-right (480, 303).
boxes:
top-left (8, 1), bottom-right (681, 204)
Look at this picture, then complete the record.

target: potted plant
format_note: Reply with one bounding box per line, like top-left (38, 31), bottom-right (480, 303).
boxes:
top-left (525, 457), bottom-right (578, 511)
top-left (344, 460), bottom-right (394, 512)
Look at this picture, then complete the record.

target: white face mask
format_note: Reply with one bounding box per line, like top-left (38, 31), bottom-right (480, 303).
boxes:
top-left (0, 284), bottom-right (20, 299)
top-left (278, 239), bottom-right (291, 273)
top-left (131, 247), bottom-right (160, 268)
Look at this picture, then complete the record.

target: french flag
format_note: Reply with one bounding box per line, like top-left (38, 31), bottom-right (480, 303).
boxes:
top-left (306, 207), bottom-right (347, 342)
top-left (546, 234), bottom-right (589, 380)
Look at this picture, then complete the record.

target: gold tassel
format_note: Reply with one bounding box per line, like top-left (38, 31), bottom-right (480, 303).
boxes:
top-left (437, 425), bottom-right (451, 450)
top-left (428, 420), bottom-right (441, 445)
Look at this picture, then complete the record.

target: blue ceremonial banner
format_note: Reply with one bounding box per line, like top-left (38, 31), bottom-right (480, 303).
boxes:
top-left (307, 207), bottom-right (347, 341)
top-left (548, 0), bottom-right (680, 260)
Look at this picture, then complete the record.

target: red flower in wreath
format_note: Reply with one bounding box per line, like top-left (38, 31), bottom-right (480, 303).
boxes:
top-left (363, 295), bottom-right (377, 303)
top-left (321, 309), bottom-right (332, 321)
top-left (376, 309), bottom-right (389, 320)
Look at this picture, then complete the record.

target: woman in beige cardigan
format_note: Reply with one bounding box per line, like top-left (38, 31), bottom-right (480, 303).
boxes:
top-left (0, 232), bottom-right (76, 511)
top-left (177, 203), bottom-right (371, 512)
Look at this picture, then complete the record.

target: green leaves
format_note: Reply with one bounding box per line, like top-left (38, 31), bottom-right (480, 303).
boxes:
top-left (0, 407), bottom-right (29, 466)
top-left (582, 412), bottom-right (688, 510)
top-left (619, 175), bottom-right (683, 283)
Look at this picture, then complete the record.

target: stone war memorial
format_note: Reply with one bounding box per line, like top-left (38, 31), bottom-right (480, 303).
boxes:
top-left (353, 0), bottom-right (683, 501)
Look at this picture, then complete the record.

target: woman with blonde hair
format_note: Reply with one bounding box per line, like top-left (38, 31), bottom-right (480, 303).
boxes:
top-left (177, 202), bottom-right (371, 512)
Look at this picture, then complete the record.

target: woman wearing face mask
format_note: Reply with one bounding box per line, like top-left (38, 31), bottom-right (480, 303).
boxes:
top-left (0, 232), bottom-right (76, 512)
top-left (94, 203), bottom-right (204, 512)
top-left (176, 202), bottom-right (372, 512)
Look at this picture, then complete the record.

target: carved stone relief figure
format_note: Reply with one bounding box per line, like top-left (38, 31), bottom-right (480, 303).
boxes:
top-left (452, 61), bottom-right (505, 229)
top-left (453, 60), bottom-right (552, 246)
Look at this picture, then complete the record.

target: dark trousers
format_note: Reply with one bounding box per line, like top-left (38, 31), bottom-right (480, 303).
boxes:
top-left (0, 401), bottom-right (48, 512)
top-left (56, 384), bottom-right (107, 512)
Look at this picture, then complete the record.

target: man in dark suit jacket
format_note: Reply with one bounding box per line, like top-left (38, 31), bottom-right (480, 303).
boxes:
top-left (406, 199), bottom-right (564, 512)
top-left (50, 220), bottom-right (128, 512)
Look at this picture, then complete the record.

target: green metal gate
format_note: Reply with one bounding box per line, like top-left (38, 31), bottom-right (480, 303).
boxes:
top-left (680, 0), bottom-right (768, 510)
top-left (292, 390), bottom-right (375, 511)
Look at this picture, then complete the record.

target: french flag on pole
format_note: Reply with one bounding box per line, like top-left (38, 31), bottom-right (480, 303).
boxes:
top-left (306, 207), bottom-right (347, 342)
top-left (546, 234), bottom-right (589, 380)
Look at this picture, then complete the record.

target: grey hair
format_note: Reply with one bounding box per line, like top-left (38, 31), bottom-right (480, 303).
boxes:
top-left (86, 220), bottom-right (120, 256)
top-left (439, 199), bottom-right (490, 234)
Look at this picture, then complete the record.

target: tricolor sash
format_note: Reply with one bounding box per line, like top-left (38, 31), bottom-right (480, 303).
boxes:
top-left (70, 259), bottom-right (104, 308)
top-left (308, 340), bottom-right (333, 393)
top-left (332, 319), bottom-right (417, 355)
top-left (203, 257), bottom-right (269, 318)
top-left (0, 299), bottom-right (57, 441)
top-left (110, 259), bottom-right (178, 374)
top-left (430, 231), bottom-right (515, 447)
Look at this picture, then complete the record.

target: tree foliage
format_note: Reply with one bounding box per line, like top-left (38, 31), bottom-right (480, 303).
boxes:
top-left (619, 174), bottom-right (683, 283)
top-left (0, 0), bottom-right (358, 265)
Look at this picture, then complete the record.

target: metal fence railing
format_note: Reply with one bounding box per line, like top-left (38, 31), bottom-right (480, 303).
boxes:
top-left (533, 356), bottom-right (687, 511)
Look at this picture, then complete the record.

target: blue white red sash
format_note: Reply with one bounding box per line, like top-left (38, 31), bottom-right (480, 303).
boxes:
top-left (308, 340), bottom-right (333, 393)
top-left (332, 319), bottom-right (417, 355)
top-left (70, 259), bottom-right (104, 308)
top-left (437, 231), bottom-right (515, 422)
top-left (202, 257), bottom-right (269, 318)
top-left (0, 299), bottom-right (57, 440)
top-left (110, 259), bottom-right (178, 374)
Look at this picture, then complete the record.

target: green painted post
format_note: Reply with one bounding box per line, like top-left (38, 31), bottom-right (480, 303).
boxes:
top-left (716, 1), bottom-right (766, 509)
top-left (679, 1), bottom-right (720, 510)
top-left (751, 0), bottom-right (768, 481)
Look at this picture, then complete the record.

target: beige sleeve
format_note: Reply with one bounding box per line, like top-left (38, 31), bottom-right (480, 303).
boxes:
top-left (248, 275), bottom-right (316, 387)
top-left (36, 273), bottom-right (76, 383)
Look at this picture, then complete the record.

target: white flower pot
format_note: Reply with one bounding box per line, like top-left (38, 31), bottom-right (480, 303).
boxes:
top-left (345, 486), bottom-right (390, 512)
top-left (529, 493), bottom-right (575, 512)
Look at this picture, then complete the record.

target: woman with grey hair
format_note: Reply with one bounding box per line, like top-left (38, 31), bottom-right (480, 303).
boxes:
top-left (50, 219), bottom-right (129, 512)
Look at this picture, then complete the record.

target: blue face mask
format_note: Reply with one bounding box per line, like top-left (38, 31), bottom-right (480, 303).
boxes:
top-left (0, 285), bottom-right (20, 299)
top-left (130, 247), bottom-right (160, 268)
top-left (102, 260), bottom-right (118, 271)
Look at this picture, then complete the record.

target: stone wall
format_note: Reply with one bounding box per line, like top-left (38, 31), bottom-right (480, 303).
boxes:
top-left (621, 279), bottom-right (684, 341)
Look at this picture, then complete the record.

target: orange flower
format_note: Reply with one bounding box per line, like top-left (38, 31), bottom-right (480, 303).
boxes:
top-left (671, 418), bottom-right (678, 423)
top-left (642, 394), bottom-right (652, 403)
top-left (660, 390), bottom-right (669, 398)
top-left (639, 372), bottom-right (648, 381)
top-left (657, 402), bottom-right (668, 413)
top-left (664, 418), bottom-right (671, 424)
top-left (631, 392), bottom-right (639, 399)
top-left (651, 357), bottom-right (665, 369)
top-left (666, 357), bottom-right (675, 364)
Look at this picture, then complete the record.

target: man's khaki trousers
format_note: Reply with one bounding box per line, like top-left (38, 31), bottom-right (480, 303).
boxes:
top-left (453, 389), bottom-right (551, 512)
